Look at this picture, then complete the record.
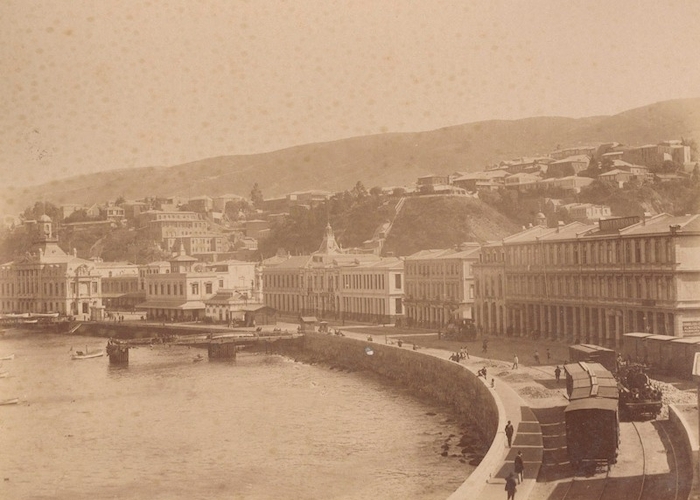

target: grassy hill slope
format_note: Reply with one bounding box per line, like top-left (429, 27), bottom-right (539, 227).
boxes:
top-left (383, 196), bottom-right (520, 256)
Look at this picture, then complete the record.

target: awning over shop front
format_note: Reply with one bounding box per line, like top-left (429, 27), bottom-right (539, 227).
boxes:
top-left (136, 300), bottom-right (206, 310)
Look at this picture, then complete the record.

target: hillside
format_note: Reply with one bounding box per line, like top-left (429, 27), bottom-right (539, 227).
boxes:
top-left (383, 196), bottom-right (520, 256)
top-left (5, 98), bottom-right (699, 214)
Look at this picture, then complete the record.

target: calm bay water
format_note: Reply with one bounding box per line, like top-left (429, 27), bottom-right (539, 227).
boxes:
top-left (0, 330), bottom-right (475, 500)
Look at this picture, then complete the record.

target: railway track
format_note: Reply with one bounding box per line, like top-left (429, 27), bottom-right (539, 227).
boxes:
top-left (523, 363), bottom-right (685, 500)
top-left (551, 419), bottom-right (683, 500)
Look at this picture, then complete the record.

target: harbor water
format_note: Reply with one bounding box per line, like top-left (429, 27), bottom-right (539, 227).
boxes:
top-left (0, 330), bottom-right (478, 500)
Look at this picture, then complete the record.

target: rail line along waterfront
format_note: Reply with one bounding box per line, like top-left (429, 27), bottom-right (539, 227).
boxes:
top-left (0, 326), bottom-right (484, 500)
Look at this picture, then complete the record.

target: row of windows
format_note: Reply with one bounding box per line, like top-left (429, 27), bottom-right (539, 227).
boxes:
top-left (103, 281), bottom-right (138, 293)
top-left (405, 262), bottom-right (466, 277)
top-left (1, 281), bottom-right (97, 296)
top-left (481, 237), bottom-right (675, 266)
top-left (477, 274), bottom-right (675, 302)
top-left (406, 282), bottom-right (474, 301)
top-left (264, 273), bottom-right (402, 292)
top-left (0, 301), bottom-right (67, 313)
top-left (148, 281), bottom-right (215, 296)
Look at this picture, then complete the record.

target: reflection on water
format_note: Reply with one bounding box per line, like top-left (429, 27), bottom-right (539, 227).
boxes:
top-left (0, 330), bottom-right (475, 499)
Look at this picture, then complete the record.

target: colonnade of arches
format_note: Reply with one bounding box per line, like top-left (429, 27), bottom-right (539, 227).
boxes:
top-left (475, 301), bottom-right (676, 347)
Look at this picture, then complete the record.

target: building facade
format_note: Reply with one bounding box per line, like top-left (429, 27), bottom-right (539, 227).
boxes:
top-left (138, 248), bottom-right (258, 322)
top-left (403, 244), bottom-right (481, 328)
top-left (474, 214), bottom-right (700, 347)
top-left (94, 261), bottom-right (142, 311)
top-left (262, 224), bottom-right (405, 323)
top-left (0, 216), bottom-right (104, 319)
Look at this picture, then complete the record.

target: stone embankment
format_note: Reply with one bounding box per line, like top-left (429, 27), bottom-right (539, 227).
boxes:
top-left (269, 333), bottom-right (508, 498)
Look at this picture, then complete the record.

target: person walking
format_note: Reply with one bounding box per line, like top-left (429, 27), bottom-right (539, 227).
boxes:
top-left (534, 350), bottom-right (540, 364)
top-left (505, 420), bottom-right (514, 448)
top-left (555, 365), bottom-right (562, 383)
top-left (505, 472), bottom-right (517, 500)
top-left (514, 451), bottom-right (525, 484)
top-left (512, 354), bottom-right (519, 370)
top-left (546, 348), bottom-right (551, 362)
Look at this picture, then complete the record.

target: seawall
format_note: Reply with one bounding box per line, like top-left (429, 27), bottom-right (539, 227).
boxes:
top-left (272, 333), bottom-right (499, 457)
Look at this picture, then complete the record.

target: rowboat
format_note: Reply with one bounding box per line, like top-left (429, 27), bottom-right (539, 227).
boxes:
top-left (0, 354), bottom-right (14, 361)
top-left (71, 349), bottom-right (104, 360)
top-left (0, 371), bottom-right (9, 378)
top-left (0, 398), bottom-right (19, 405)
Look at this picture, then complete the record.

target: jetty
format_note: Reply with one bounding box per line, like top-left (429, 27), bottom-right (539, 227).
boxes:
top-left (105, 331), bottom-right (299, 365)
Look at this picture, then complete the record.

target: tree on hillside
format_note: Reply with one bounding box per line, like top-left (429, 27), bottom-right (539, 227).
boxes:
top-left (651, 160), bottom-right (682, 174)
top-left (250, 183), bottom-right (264, 208)
top-left (351, 181), bottom-right (367, 199)
top-left (369, 186), bottom-right (383, 197)
top-left (64, 209), bottom-right (94, 223)
top-left (22, 201), bottom-right (62, 222)
top-left (691, 163), bottom-right (700, 184)
top-left (115, 195), bottom-right (126, 206)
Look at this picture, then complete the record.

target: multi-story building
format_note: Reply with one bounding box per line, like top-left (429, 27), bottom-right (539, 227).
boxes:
top-left (139, 209), bottom-right (228, 258)
top-left (474, 214), bottom-right (700, 347)
top-left (550, 146), bottom-right (597, 161)
top-left (403, 244), bottom-right (481, 328)
top-left (138, 247), bottom-right (258, 322)
top-left (262, 224), bottom-right (405, 323)
top-left (94, 261), bottom-right (142, 310)
top-left (563, 203), bottom-right (612, 222)
top-left (0, 216), bottom-right (103, 319)
top-left (547, 155), bottom-right (590, 177)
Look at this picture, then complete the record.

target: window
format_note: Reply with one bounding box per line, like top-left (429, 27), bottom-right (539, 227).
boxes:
top-left (395, 298), bottom-right (403, 315)
top-left (191, 283), bottom-right (199, 295)
top-left (205, 282), bottom-right (213, 294)
top-left (394, 274), bottom-right (402, 289)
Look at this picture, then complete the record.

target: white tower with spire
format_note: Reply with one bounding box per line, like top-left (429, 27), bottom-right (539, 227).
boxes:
top-left (317, 223), bottom-right (342, 255)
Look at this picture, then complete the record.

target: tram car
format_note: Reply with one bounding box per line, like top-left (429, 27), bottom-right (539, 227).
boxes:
top-left (563, 362), bottom-right (620, 471)
top-left (568, 344), bottom-right (617, 372)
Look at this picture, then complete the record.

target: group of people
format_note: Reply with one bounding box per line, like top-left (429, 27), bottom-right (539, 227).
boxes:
top-left (449, 346), bottom-right (469, 363)
top-left (504, 420), bottom-right (525, 499)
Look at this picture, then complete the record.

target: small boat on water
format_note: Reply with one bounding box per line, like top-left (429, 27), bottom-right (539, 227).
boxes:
top-left (0, 354), bottom-right (14, 361)
top-left (0, 371), bottom-right (9, 378)
top-left (0, 398), bottom-right (19, 405)
top-left (71, 349), bottom-right (104, 360)
top-left (193, 354), bottom-right (204, 363)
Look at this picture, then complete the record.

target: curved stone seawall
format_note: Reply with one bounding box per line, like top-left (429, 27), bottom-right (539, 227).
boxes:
top-left (275, 333), bottom-right (498, 448)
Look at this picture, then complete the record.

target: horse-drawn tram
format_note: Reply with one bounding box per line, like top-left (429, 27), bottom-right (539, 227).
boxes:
top-left (563, 361), bottom-right (620, 472)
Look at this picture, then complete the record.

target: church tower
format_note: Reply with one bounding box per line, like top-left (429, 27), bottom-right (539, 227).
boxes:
top-left (317, 223), bottom-right (342, 255)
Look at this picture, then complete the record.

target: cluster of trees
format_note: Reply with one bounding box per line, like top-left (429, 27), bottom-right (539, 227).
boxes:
top-left (258, 181), bottom-right (392, 257)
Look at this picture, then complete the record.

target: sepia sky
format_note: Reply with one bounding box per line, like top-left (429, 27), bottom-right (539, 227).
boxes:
top-left (1, 0), bottom-right (699, 188)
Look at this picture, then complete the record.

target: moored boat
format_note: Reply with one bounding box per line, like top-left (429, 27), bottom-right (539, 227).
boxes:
top-left (0, 354), bottom-right (14, 361)
top-left (0, 397), bottom-right (19, 405)
top-left (71, 349), bottom-right (105, 360)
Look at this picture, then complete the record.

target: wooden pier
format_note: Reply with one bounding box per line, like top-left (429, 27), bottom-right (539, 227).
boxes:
top-left (106, 332), bottom-right (298, 365)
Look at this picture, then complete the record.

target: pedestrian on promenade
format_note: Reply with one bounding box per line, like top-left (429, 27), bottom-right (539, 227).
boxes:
top-left (505, 420), bottom-right (514, 447)
top-left (512, 354), bottom-right (519, 370)
top-left (555, 365), bottom-right (561, 383)
top-left (505, 472), bottom-right (517, 500)
top-left (546, 348), bottom-right (551, 362)
top-left (534, 350), bottom-right (540, 364)
top-left (482, 338), bottom-right (488, 353)
top-left (514, 451), bottom-right (524, 484)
